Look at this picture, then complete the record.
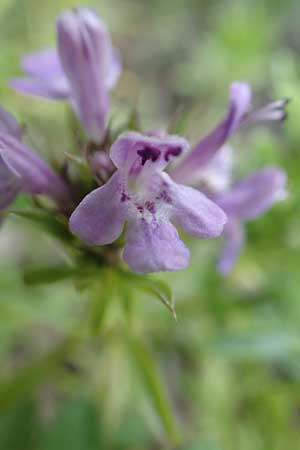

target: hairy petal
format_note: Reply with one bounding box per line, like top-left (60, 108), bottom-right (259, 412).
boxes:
top-left (69, 172), bottom-right (126, 245)
top-left (215, 167), bottom-right (287, 220)
top-left (123, 219), bottom-right (190, 274)
top-left (217, 220), bottom-right (245, 275)
top-left (0, 106), bottom-right (23, 139)
top-left (171, 82), bottom-right (251, 182)
top-left (164, 174), bottom-right (227, 238)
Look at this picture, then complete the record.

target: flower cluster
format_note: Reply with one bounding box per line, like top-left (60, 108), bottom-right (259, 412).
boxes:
top-left (0, 7), bottom-right (288, 275)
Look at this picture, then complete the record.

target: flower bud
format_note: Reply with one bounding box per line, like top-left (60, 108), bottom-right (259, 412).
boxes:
top-left (57, 8), bottom-right (116, 142)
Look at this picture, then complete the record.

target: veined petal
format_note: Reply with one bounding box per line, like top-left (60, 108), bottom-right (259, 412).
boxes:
top-left (69, 172), bottom-right (126, 245)
top-left (217, 220), bottom-right (245, 275)
top-left (123, 218), bottom-right (190, 273)
top-left (0, 154), bottom-right (21, 210)
top-left (214, 167), bottom-right (287, 220)
top-left (10, 77), bottom-right (70, 100)
top-left (171, 82), bottom-right (251, 182)
top-left (164, 174), bottom-right (227, 238)
top-left (0, 106), bottom-right (23, 139)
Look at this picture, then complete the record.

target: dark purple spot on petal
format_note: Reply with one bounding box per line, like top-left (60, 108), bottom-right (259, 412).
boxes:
top-left (145, 201), bottom-right (156, 213)
top-left (121, 192), bottom-right (130, 202)
top-left (164, 146), bottom-right (182, 162)
top-left (156, 190), bottom-right (172, 204)
top-left (137, 146), bottom-right (161, 166)
top-left (136, 205), bottom-right (144, 213)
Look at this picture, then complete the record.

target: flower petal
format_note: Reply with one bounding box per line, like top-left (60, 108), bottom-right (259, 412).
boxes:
top-left (21, 49), bottom-right (65, 78)
top-left (0, 154), bottom-right (21, 210)
top-left (171, 82), bottom-right (251, 182)
top-left (57, 8), bottom-right (113, 142)
top-left (10, 77), bottom-right (70, 100)
top-left (186, 144), bottom-right (234, 191)
top-left (165, 175), bottom-right (227, 238)
top-left (106, 49), bottom-right (122, 89)
top-left (69, 172), bottom-right (126, 245)
top-left (110, 131), bottom-right (189, 172)
top-left (217, 220), bottom-right (245, 275)
top-left (214, 167), bottom-right (287, 220)
top-left (0, 133), bottom-right (71, 206)
top-left (123, 218), bottom-right (190, 273)
top-left (242, 99), bottom-right (289, 125)
top-left (0, 106), bottom-right (23, 139)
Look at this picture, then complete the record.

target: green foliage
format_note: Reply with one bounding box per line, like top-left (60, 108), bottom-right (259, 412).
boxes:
top-left (127, 335), bottom-right (181, 445)
top-left (0, 331), bottom-right (80, 412)
top-left (1, 0), bottom-right (300, 449)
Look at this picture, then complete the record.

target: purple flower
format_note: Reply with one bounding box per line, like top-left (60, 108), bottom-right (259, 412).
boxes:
top-left (200, 148), bottom-right (287, 274)
top-left (0, 106), bottom-right (23, 139)
top-left (214, 167), bottom-right (287, 274)
top-left (69, 131), bottom-right (227, 273)
top-left (171, 82), bottom-right (288, 183)
top-left (11, 8), bottom-right (121, 143)
top-left (169, 82), bottom-right (288, 274)
top-left (0, 107), bottom-right (72, 211)
top-left (185, 145), bottom-right (287, 275)
top-left (11, 49), bottom-right (70, 100)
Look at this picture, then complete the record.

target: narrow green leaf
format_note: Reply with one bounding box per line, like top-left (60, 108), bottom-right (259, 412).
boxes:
top-left (89, 273), bottom-right (112, 335)
top-left (12, 209), bottom-right (71, 243)
top-left (141, 277), bottom-right (177, 321)
top-left (127, 336), bottom-right (182, 446)
top-left (117, 269), bottom-right (177, 319)
top-left (23, 265), bottom-right (77, 285)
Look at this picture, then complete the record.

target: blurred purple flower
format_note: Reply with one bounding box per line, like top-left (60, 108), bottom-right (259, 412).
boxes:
top-left (0, 106), bottom-right (23, 139)
top-left (0, 107), bottom-right (72, 211)
top-left (70, 131), bottom-right (227, 273)
top-left (215, 168), bottom-right (287, 274)
top-left (11, 49), bottom-right (70, 100)
top-left (11, 8), bottom-right (121, 143)
top-left (170, 81), bottom-right (288, 273)
top-left (171, 82), bottom-right (288, 183)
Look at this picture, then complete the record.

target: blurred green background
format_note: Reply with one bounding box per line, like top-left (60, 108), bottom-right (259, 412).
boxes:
top-left (1, 0), bottom-right (300, 449)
